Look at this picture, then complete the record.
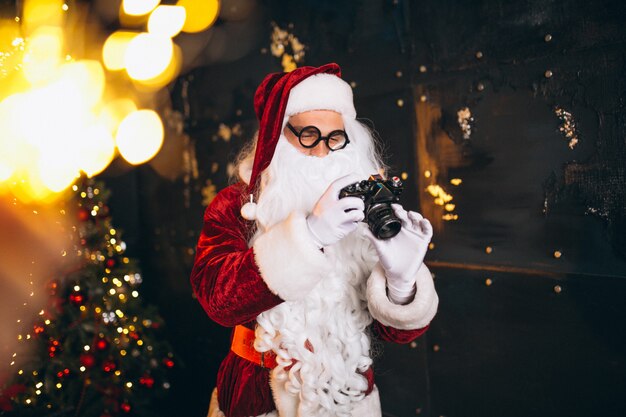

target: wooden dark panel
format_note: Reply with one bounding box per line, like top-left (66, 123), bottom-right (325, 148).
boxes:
top-left (424, 265), bottom-right (626, 417)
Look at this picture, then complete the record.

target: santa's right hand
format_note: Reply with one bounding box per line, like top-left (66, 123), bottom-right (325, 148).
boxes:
top-left (306, 174), bottom-right (365, 248)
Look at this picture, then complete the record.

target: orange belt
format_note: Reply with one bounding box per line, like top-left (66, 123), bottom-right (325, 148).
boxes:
top-left (231, 325), bottom-right (277, 369)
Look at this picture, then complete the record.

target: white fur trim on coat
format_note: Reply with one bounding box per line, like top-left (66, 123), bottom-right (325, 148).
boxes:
top-left (366, 263), bottom-right (438, 330)
top-left (253, 212), bottom-right (332, 301)
top-left (285, 73), bottom-right (357, 119)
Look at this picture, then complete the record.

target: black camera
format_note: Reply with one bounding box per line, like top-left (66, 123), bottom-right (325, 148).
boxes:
top-left (338, 174), bottom-right (404, 240)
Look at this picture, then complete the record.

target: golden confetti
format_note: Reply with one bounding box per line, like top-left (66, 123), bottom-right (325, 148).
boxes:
top-left (281, 53), bottom-right (297, 73)
top-left (201, 179), bottom-right (217, 207)
top-left (217, 123), bottom-right (232, 141)
top-left (555, 107), bottom-right (579, 149)
top-left (450, 178), bottom-right (462, 186)
top-left (457, 107), bottom-right (474, 139)
top-left (426, 185), bottom-right (452, 201)
top-left (427, 184), bottom-right (459, 220)
top-left (270, 23), bottom-right (306, 72)
top-left (485, 246), bottom-right (493, 254)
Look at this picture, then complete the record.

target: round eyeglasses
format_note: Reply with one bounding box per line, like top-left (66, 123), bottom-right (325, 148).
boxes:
top-left (286, 123), bottom-right (350, 151)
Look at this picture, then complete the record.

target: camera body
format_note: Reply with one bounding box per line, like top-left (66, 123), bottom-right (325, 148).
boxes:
top-left (339, 174), bottom-right (403, 239)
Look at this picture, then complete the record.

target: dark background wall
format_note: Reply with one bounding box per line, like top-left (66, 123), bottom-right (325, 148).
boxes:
top-left (102, 1), bottom-right (626, 416)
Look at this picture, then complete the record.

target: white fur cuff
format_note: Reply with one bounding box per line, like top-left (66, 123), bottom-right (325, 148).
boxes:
top-left (253, 212), bottom-right (331, 301)
top-left (366, 263), bottom-right (438, 330)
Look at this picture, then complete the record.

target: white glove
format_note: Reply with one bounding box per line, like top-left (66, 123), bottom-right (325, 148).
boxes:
top-left (306, 174), bottom-right (366, 248)
top-left (364, 204), bottom-right (433, 304)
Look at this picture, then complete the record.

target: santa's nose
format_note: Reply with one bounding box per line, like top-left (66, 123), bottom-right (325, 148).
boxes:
top-left (306, 141), bottom-right (330, 157)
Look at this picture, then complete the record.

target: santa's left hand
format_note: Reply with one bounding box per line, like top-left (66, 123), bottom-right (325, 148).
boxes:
top-left (363, 204), bottom-right (433, 304)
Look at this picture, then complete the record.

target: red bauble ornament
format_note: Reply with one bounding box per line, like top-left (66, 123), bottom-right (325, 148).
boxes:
top-left (163, 358), bottom-right (174, 368)
top-left (105, 258), bottom-right (116, 269)
top-left (80, 353), bottom-right (96, 368)
top-left (96, 338), bottom-right (109, 351)
top-left (120, 403), bottom-right (131, 413)
top-left (78, 208), bottom-right (90, 222)
top-left (69, 291), bottom-right (85, 306)
top-left (56, 368), bottom-right (70, 378)
top-left (48, 340), bottom-right (60, 357)
top-left (139, 374), bottom-right (155, 388)
top-left (102, 360), bottom-right (116, 373)
top-left (47, 280), bottom-right (59, 295)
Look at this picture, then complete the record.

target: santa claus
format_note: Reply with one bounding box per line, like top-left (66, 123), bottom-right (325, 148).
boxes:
top-left (190, 63), bottom-right (438, 417)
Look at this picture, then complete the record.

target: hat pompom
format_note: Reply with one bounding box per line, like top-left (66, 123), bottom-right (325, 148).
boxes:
top-left (241, 194), bottom-right (257, 221)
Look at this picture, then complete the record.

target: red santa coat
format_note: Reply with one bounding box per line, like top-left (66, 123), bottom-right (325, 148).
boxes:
top-left (191, 183), bottom-right (438, 417)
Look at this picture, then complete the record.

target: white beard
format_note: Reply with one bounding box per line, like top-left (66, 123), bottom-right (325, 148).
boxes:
top-left (252, 136), bottom-right (380, 416)
top-left (253, 135), bottom-right (376, 233)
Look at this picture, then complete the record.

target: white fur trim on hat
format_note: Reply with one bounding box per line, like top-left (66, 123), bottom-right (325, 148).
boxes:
top-left (366, 263), bottom-right (438, 330)
top-left (285, 73), bottom-right (357, 119)
top-left (253, 211), bottom-right (332, 301)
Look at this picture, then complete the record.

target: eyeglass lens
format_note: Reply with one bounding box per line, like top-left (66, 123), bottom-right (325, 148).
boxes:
top-left (299, 126), bottom-right (348, 150)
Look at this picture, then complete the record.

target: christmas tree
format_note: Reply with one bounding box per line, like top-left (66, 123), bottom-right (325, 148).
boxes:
top-left (0, 178), bottom-right (174, 416)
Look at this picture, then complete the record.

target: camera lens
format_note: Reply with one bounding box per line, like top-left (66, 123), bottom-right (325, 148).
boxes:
top-left (367, 203), bottom-right (402, 240)
top-left (375, 218), bottom-right (402, 239)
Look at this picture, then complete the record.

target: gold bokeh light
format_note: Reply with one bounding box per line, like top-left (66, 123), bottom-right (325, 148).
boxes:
top-left (124, 33), bottom-right (173, 81)
top-left (122, 0), bottom-right (161, 17)
top-left (177, 0), bottom-right (220, 33)
top-left (78, 124), bottom-right (116, 178)
top-left (148, 6), bottom-right (187, 38)
top-left (133, 43), bottom-right (182, 90)
top-left (115, 110), bottom-right (164, 165)
top-left (22, 0), bottom-right (65, 35)
top-left (0, 0), bottom-right (212, 201)
top-left (102, 31), bottom-right (138, 71)
top-left (99, 99), bottom-right (138, 135)
top-left (22, 26), bottom-right (64, 85)
top-left (56, 60), bottom-right (105, 108)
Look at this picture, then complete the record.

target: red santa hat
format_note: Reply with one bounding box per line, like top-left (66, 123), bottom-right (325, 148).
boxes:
top-left (240, 63), bottom-right (356, 220)
top-left (249, 63), bottom-right (356, 191)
